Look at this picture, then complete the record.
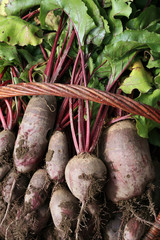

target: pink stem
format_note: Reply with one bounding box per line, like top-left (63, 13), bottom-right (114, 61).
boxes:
top-left (91, 104), bottom-right (104, 139)
top-left (1, 80), bottom-right (12, 86)
top-left (56, 52), bottom-right (81, 130)
top-left (50, 30), bottom-right (75, 83)
top-left (0, 107), bottom-right (7, 130)
top-left (13, 66), bottom-right (19, 77)
top-left (59, 100), bottom-right (78, 128)
top-left (89, 60), bottom-right (108, 80)
top-left (53, 21), bottom-right (71, 71)
top-left (57, 58), bottom-right (73, 81)
top-left (89, 106), bottom-right (108, 153)
top-left (108, 114), bottom-right (131, 125)
top-left (56, 98), bottom-right (69, 129)
top-left (82, 62), bottom-right (90, 152)
top-left (19, 97), bottom-right (27, 111)
top-left (11, 66), bottom-right (18, 80)
top-left (44, 12), bottom-right (64, 82)
top-left (59, 114), bottom-right (78, 130)
top-left (72, 25), bottom-right (90, 152)
top-left (29, 65), bottom-right (37, 82)
top-left (69, 98), bottom-right (79, 154)
top-left (13, 98), bottom-right (21, 127)
top-left (68, 50), bottom-right (81, 154)
top-left (78, 99), bottom-right (85, 152)
top-left (5, 99), bottom-right (13, 130)
top-left (89, 54), bottom-right (137, 153)
top-left (22, 9), bottom-right (40, 20)
top-left (40, 44), bottom-right (48, 61)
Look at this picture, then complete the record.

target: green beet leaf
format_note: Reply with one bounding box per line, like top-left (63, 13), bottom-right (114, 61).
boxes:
top-left (0, 0), bottom-right (40, 16)
top-left (82, 0), bottom-right (110, 46)
top-left (107, 0), bottom-right (132, 36)
top-left (120, 59), bottom-right (152, 94)
top-left (0, 42), bottom-right (21, 66)
top-left (40, 0), bottom-right (96, 45)
top-left (154, 74), bottom-right (160, 88)
top-left (110, 29), bottom-right (160, 54)
top-left (0, 15), bottom-right (43, 46)
top-left (126, 5), bottom-right (160, 32)
top-left (134, 89), bottom-right (160, 138)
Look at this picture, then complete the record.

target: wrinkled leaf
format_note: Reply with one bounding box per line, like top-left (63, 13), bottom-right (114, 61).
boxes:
top-left (110, 29), bottom-right (160, 53)
top-left (45, 10), bottom-right (61, 30)
top-left (103, 0), bottom-right (112, 8)
top-left (18, 49), bottom-right (34, 63)
top-left (40, 0), bottom-right (96, 45)
top-left (120, 59), bottom-right (152, 94)
top-left (0, 15), bottom-right (43, 46)
top-left (134, 89), bottom-right (160, 138)
top-left (82, 0), bottom-right (110, 46)
top-left (0, 0), bottom-right (40, 16)
top-left (154, 74), bottom-right (160, 88)
top-left (0, 42), bottom-right (21, 66)
top-left (94, 40), bottom-right (138, 82)
top-left (108, 0), bottom-right (132, 35)
top-left (147, 57), bottom-right (160, 69)
top-left (127, 5), bottom-right (160, 32)
top-left (0, 66), bottom-right (11, 81)
top-left (94, 29), bottom-right (160, 84)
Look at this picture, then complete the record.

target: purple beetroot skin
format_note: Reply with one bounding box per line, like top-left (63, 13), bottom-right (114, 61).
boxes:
top-left (13, 95), bottom-right (57, 173)
top-left (45, 130), bottom-right (69, 182)
top-left (123, 217), bottom-right (145, 240)
top-left (24, 169), bottom-right (51, 212)
top-left (100, 120), bottom-right (155, 203)
top-left (0, 130), bottom-right (15, 180)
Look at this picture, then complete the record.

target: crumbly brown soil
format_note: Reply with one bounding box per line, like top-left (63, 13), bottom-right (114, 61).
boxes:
top-left (115, 184), bottom-right (156, 239)
top-left (0, 199), bottom-right (28, 240)
top-left (45, 150), bottom-right (54, 162)
top-left (57, 200), bottom-right (79, 239)
top-left (15, 139), bottom-right (29, 160)
top-left (0, 147), bottom-right (13, 166)
top-left (79, 173), bottom-right (106, 201)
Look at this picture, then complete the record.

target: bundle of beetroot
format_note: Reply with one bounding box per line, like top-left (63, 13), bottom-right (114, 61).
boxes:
top-left (1, 0), bottom-right (160, 239)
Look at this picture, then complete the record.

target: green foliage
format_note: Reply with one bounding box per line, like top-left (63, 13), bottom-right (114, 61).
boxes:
top-left (134, 89), bottom-right (160, 138)
top-left (108, 0), bottom-right (132, 35)
top-left (120, 59), bottom-right (152, 94)
top-left (0, 15), bottom-right (43, 46)
top-left (0, 0), bottom-right (40, 16)
top-left (0, 43), bottom-right (21, 66)
top-left (127, 5), bottom-right (160, 33)
top-left (40, 0), bottom-right (96, 45)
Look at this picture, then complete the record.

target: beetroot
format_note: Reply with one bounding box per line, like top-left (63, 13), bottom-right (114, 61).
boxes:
top-left (65, 153), bottom-right (107, 240)
top-left (0, 130), bottom-right (15, 180)
top-left (123, 217), bottom-right (145, 240)
top-left (0, 130), bottom-right (15, 160)
top-left (2, 170), bottom-right (29, 203)
top-left (24, 203), bottom-right (51, 234)
top-left (65, 152), bottom-right (107, 203)
top-left (24, 169), bottom-right (51, 212)
top-left (49, 186), bottom-right (79, 239)
top-left (13, 95), bottom-right (57, 173)
top-left (100, 120), bottom-right (155, 202)
top-left (45, 130), bottom-right (69, 182)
